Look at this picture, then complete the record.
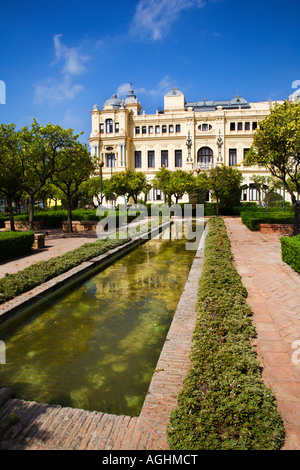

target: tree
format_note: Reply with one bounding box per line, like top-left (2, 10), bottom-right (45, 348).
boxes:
top-left (246, 100), bottom-right (300, 235)
top-left (52, 143), bottom-right (95, 232)
top-left (0, 124), bottom-right (23, 230)
top-left (252, 175), bottom-right (283, 211)
top-left (198, 165), bottom-right (243, 216)
top-left (108, 169), bottom-right (148, 205)
top-left (170, 170), bottom-right (195, 204)
top-left (0, 119), bottom-right (83, 230)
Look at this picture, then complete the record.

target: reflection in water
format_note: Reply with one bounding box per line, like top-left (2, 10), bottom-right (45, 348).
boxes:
top-left (0, 222), bottom-right (200, 416)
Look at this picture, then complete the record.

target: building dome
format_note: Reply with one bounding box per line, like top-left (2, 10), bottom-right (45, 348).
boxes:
top-left (125, 84), bottom-right (137, 104)
top-left (229, 95), bottom-right (248, 105)
top-left (104, 94), bottom-right (122, 109)
top-left (166, 86), bottom-right (183, 97)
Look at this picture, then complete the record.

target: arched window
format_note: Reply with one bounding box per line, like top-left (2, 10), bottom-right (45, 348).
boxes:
top-left (197, 147), bottom-right (213, 165)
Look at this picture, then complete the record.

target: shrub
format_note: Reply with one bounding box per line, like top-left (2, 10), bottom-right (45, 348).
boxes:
top-left (0, 236), bottom-right (130, 304)
top-left (0, 231), bottom-right (34, 261)
top-left (167, 217), bottom-right (285, 450)
top-left (241, 210), bottom-right (294, 231)
top-left (281, 234), bottom-right (300, 274)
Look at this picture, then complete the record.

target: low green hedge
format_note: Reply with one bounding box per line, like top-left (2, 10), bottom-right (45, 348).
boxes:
top-left (0, 231), bottom-right (34, 262)
top-left (167, 217), bottom-right (285, 450)
top-left (241, 209), bottom-right (294, 231)
top-left (8, 209), bottom-right (144, 229)
top-left (281, 234), bottom-right (300, 274)
top-left (0, 236), bottom-right (130, 304)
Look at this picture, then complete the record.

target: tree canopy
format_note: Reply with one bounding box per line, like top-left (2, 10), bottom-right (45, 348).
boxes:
top-left (246, 100), bottom-right (300, 234)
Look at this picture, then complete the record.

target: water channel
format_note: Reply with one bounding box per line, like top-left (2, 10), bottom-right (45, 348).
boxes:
top-left (0, 221), bottom-right (201, 417)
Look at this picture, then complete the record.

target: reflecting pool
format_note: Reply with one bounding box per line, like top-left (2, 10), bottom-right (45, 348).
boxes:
top-left (0, 221), bottom-right (201, 416)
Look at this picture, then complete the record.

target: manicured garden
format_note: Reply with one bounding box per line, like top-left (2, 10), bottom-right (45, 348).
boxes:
top-left (0, 235), bottom-right (130, 304)
top-left (167, 217), bottom-right (285, 450)
top-left (281, 234), bottom-right (300, 274)
top-left (0, 231), bottom-right (34, 262)
top-left (241, 206), bottom-right (294, 231)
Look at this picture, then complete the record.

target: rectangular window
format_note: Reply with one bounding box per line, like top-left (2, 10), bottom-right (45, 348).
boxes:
top-left (135, 127), bottom-right (140, 135)
top-left (245, 122), bottom-right (250, 131)
top-left (115, 122), bottom-right (119, 133)
top-left (169, 125), bottom-right (174, 133)
top-left (249, 185), bottom-right (259, 201)
top-left (162, 125), bottom-right (167, 133)
top-left (155, 125), bottom-right (160, 134)
top-left (148, 150), bottom-right (155, 168)
top-left (253, 121), bottom-right (258, 130)
top-left (135, 151), bottom-right (142, 168)
top-left (176, 124), bottom-right (181, 133)
top-left (149, 126), bottom-right (153, 134)
top-left (229, 149), bottom-right (237, 166)
top-left (242, 188), bottom-right (247, 201)
top-left (243, 148), bottom-right (250, 166)
top-left (230, 122), bottom-right (236, 131)
top-left (237, 122), bottom-right (243, 131)
top-left (146, 189), bottom-right (153, 201)
top-left (154, 189), bottom-right (162, 201)
top-left (100, 123), bottom-right (104, 134)
top-left (107, 154), bottom-right (116, 168)
top-left (161, 150), bottom-right (168, 167)
top-left (106, 119), bottom-right (113, 133)
top-left (175, 150), bottom-right (182, 167)
top-left (142, 126), bottom-right (147, 134)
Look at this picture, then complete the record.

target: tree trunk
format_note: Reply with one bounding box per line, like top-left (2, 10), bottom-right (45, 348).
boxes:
top-left (216, 195), bottom-right (220, 216)
top-left (67, 195), bottom-right (73, 232)
top-left (293, 201), bottom-right (300, 236)
top-left (29, 194), bottom-right (35, 231)
top-left (7, 196), bottom-right (15, 232)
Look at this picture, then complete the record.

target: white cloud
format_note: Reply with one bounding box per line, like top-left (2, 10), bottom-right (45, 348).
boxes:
top-left (137, 76), bottom-right (176, 96)
top-left (116, 82), bottom-right (132, 97)
top-left (34, 77), bottom-right (84, 105)
top-left (52, 34), bottom-right (90, 76)
top-left (115, 76), bottom-right (177, 100)
top-left (130, 0), bottom-right (206, 40)
top-left (34, 34), bottom-right (90, 105)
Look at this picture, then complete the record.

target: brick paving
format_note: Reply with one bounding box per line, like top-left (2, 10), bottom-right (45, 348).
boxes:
top-left (224, 217), bottom-right (300, 450)
top-left (0, 228), bottom-right (98, 279)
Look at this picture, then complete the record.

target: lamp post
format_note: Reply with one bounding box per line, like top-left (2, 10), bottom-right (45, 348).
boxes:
top-left (195, 167), bottom-right (201, 204)
top-left (186, 131), bottom-right (193, 163)
top-left (99, 160), bottom-right (104, 206)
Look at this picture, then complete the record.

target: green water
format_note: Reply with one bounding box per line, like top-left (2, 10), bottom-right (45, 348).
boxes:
top-left (0, 222), bottom-right (200, 416)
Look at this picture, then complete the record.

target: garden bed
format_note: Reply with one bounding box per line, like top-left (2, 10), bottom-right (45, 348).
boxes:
top-left (281, 234), bottom-right (300, 274)
top-left (167, 217), bottom-right (285, 450)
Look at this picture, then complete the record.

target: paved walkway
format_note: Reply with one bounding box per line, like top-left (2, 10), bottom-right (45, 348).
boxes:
top-left (224, 217), bottom-right (300, 450)
top-left (0, 229), bottom-right (98, 279)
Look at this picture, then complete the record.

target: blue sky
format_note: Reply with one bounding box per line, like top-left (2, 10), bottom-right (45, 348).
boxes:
top-left (0, 0), bottom-right (299, 145)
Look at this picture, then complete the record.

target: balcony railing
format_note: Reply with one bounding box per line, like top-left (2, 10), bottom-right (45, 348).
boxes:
top-left (192, 162), bottom-right (216, 171)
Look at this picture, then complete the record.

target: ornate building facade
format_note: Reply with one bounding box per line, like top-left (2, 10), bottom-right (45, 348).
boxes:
top-left (89, 85), bottom-right (284, 204)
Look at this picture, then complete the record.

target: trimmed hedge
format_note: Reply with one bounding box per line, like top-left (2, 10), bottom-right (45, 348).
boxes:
top-left (7, 209), bottom-right (144, 229)
top-left (241, 209), bottom-right (294, 231)
top-left (167, 217), bottom-right (285, 450)
top-left (281, 234), bottom-right (300, 274)
top-left (0, 236), bottom-right (130, 304)
top-left (0, 231), bottom-right (34, 262)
